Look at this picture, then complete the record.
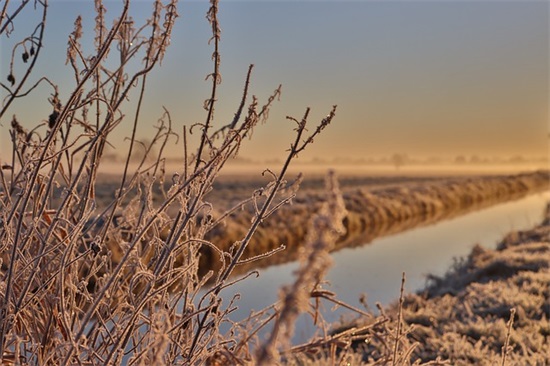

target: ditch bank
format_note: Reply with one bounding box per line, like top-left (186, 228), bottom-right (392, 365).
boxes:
top-left (345, 201), bottom-right (550, 365)
top-left (205, 170), bottom-right (549, 274)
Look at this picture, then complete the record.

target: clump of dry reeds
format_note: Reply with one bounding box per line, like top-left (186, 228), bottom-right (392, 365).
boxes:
top-left (0, 0), bottom-right (363, 364)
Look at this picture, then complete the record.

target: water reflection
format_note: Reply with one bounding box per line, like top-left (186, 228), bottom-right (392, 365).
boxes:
top-left (227, 185), bottom-right (548, 279)
top-left (219, 191), bottom-right (550, 341)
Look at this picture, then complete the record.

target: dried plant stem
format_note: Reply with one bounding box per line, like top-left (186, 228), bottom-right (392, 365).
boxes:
top-left (188, 108), bottom-right (311, 360)
top-left (195, 0), bottom-right (221, 172)
top-left (256, 169), bottom-right (347, 364)
top-left (501, 308), bottom-right (516, 366)
top-left (393, 272), bottom-right (406, 366)
top-left (0, 1), bottom-right (344, 364)
top-left (0, 7), bottom-right (132, 354)
top-left (0, 0), bottom-right (45, 119)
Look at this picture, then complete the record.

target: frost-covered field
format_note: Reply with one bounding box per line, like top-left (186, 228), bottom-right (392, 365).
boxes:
top-left (345, 203), bottom-right (550, 365)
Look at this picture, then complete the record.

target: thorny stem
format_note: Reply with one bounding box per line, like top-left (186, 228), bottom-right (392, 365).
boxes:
top-left (211, 64), bottom-right (254, 139)
top-left (195, 0), bottom-right (221, 173)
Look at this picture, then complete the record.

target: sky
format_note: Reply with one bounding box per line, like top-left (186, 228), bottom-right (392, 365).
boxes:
top-left (1, 0), bottom-right (548, 164)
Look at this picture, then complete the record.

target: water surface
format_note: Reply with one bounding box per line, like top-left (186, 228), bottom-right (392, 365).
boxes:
top-left (217, 191), bottom-right (550, 340)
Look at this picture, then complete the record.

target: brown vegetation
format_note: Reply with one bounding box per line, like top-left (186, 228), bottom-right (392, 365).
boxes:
top-left (203, 170), bottom-right (548, 276)
top-left (1, 1), bottom-right (547, 364)
top-left (361, 202), bottom-right (550, 365)
top-left (0, 1), bottom-right (342, 363)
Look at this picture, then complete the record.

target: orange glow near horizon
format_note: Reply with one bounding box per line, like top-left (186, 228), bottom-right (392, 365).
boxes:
top-left (0, 1), bottom-right (548, 165)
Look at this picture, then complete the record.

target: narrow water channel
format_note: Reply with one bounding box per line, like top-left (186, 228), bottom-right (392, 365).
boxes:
top-left (217, 190), bottom-right (550, 341)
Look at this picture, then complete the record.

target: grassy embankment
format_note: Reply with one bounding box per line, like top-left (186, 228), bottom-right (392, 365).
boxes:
top-left (200, 170), bottom-right (548, 275)
top-left (331, 200), bottom-right (550, 365)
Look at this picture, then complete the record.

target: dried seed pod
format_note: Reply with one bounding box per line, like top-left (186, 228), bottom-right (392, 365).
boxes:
top-left (48, 110), bottom-right (59, 128)
top-left (22, 51), bottom-right (29, 63)
top-left (29, 46), bottom-right (35, 56)
top-left (11, 115), bottom-right (25, 135)
top-left (7, 73), bottom-right (15, 86)
top-left (91, 242), bottom-right (101, 255)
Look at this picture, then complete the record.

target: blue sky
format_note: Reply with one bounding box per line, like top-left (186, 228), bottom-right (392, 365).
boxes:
top-left (1, 0), bottom-right (548, 162)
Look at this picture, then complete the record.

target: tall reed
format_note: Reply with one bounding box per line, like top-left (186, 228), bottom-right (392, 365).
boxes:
top-left (0, 0), bottom-right (344, 364)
